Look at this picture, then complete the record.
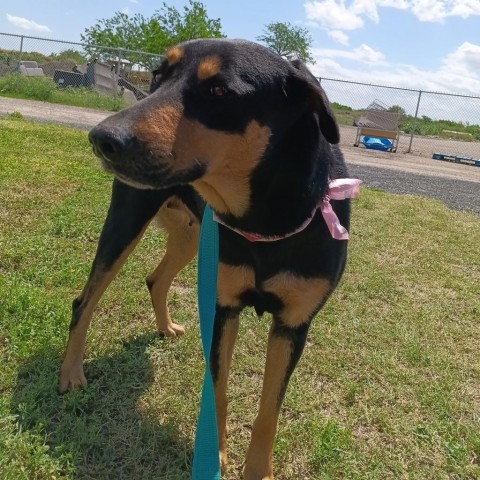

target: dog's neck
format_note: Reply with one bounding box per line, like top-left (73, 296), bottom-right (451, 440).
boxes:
top-left (213, 177), bottom-right (360, 242)
top-left (214, 119), bottom-right (336, 238)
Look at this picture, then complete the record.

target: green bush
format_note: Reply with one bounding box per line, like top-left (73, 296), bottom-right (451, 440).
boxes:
top-left (51, 86), bottom-right (126, 111)
top-left (0, 74), bottom-right (127, 111)
top-left (400, 116), bottom-right (480, 140)
top-left (0, 74), bottom-right (55, 101)
top-left (331, 102), bottom-right (352, 111)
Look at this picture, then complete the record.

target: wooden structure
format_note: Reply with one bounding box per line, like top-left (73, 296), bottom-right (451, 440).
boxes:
top-left (354, 109), bottom-right (402, 153)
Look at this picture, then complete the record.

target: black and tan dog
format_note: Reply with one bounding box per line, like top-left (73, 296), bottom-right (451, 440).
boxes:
top-left (59, 38), bottom-right (357, 479)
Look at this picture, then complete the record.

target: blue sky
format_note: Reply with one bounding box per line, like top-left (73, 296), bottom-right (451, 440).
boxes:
top-left (1, 0), bottom-right (479, 96)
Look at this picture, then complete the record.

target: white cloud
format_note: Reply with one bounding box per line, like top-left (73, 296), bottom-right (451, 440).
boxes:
top-left (450, 0), bottom-right (480, 18)
top-left (121, 7), bottom-right (131, 15)
top-left (312, 44), bottom-right (387, 65)
top-left (305, 0), bottom-right (365, 31)
top-left (304, 1), bottom-right (480, 43)
top-left (352, 0), bottom-right (380, 22)
top-left (354, 44), bottom-right (387, 64)
top-left (376, 0), bottom-right (409, 8)
top-left (410, 0), bottom-right (448, 22)
top-left (309, 41), bottom-right (480, 96)
top-left (129, 0), bottom-right (139, 3)
top-left (6, 14), bottom-right (51, 33)
top-left (410, 0), bottom-right (480, 22)
top-left (328, 30), bottom-right (350, 45)
top-left (442, 42), bottom-right (480, 74)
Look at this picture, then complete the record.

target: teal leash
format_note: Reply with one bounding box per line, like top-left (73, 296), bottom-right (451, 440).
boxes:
top-left (192, 204), bottom-right (221, 480)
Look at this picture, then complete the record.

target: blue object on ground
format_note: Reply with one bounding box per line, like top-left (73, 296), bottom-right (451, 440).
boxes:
top-left (192, 205), bottom-right (221, 480)
top-left (433, 152), bottom-right (480, 167)
top-left (361, 136), bottom-right (393, 151)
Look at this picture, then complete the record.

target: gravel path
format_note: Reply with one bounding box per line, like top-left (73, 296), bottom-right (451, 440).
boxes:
top-left (1, 96), bottom-right (479, 215)
top-left (347, 163), bottom-right (480, 214)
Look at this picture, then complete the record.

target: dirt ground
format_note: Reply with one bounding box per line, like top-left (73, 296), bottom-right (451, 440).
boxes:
top-left (1, 96), bottom-right (479, 185)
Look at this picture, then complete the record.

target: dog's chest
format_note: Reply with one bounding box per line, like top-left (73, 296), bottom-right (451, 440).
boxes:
top-left (217, 262), bottom-right (332, 325)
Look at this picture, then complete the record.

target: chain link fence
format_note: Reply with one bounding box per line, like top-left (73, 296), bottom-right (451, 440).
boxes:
top-left (0, 32), bottom-right (163, 103)
top-left (320, 77), bottom-right (480, 161)
top-left (1, 32), bottom-right (479, 161)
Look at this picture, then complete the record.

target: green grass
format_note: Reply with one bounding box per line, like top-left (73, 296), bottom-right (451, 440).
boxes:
top-left (0, 117), bottom-right (479, 479)
top-left (0, 74), bottom-right (126, 111)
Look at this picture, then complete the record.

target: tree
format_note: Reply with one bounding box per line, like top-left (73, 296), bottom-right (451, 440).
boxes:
top-left (51, 49), bottom-right (88, 64)
top-left (388, 105), bottom-right (406, 116)
top-left (155, 1), bottom-right (224, 45)
top-left (81, 1), bottom-right (224, 68)
top-left (256, 22), bottom-right (315, 64)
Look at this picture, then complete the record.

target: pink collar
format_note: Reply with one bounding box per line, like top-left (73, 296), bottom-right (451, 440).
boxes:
top-left (213, 178), bottom-right (362, 242)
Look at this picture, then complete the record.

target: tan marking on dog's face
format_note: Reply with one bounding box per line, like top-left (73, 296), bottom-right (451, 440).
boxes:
top-left (217, 263), bottom-right (256, 307)
top-left (166, 46), bottom-right (183, 66)
top-left (197, 55), bottom-right (221, 80)
top-left (134, 105), bottom-right (183, 158)
top-left (188, 121), bottom-right (270, 216)
top-left (262, 273), bottom-right (332, 327)
top-left (134, 106), bottom-right (271, 216)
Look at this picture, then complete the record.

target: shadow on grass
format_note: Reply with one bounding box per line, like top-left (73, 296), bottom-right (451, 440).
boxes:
top-left (11, 334), bottom-right (191, 479)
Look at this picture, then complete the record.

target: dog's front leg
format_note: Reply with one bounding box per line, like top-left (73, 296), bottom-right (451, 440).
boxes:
top-left (244, 273), bottom-right (332, 479)
top-left (211, 305), bottom-right (241, 470)
top-left (59, 180), bottom-right (165, 393)
top-left (243, 319), bottom-right (310, 480)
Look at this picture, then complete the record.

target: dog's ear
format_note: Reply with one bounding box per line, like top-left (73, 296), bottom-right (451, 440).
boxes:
top-left (150, 67), bottom-right (162, 94)
top-left (287, 59), bottom-right (340, 145)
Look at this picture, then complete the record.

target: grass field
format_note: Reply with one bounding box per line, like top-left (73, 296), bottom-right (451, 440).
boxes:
top-left (0, 117), bottom-right (479, 479)
top-left (0, 74), bottom-right (126, 111)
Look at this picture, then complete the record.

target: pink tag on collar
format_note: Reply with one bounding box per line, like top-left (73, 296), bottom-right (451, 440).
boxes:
top-left (213, 178), bottom-right (362, 242)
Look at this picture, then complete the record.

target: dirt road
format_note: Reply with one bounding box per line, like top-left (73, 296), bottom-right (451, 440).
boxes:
top-left (0, 96), bottom-right (110, 130)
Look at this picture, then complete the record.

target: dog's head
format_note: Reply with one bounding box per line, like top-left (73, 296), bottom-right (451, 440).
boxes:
top-left (89, 39), bottom-right (339, 217)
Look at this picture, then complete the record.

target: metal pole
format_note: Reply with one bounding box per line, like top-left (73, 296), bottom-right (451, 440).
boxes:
top-left (408, 90), bottom-right (422, 153)
top-left (19, 35), bottom-right (24, 59)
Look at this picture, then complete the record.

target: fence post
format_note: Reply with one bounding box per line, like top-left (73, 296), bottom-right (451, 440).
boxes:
top-left (407, 90), bottom-right (422, 154)
top-left (19, 35), bottom-right (24, 59)
top-left (116, 50), bottom-right (121, 78)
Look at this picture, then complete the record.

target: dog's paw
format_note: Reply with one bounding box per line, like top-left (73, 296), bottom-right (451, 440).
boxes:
top-left (243, 473), bottom-right (274, 480)
top-left (243, 463), bottom-right (274, 480)
top-left (220, 450), bottom-right (228, 472)
top-left (159, 322), bottom-right (185, 338)
top-left (58, 366), bottom-right (87, 394)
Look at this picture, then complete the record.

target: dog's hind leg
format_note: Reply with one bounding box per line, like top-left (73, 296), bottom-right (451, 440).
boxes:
top-left (59, 180), bottom-right (168, 393)
top-left (146, 196), bottom-right (200, 337)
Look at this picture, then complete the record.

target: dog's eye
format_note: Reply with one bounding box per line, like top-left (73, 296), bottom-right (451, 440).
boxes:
top-left (210, 85), bottom-right (228, 97)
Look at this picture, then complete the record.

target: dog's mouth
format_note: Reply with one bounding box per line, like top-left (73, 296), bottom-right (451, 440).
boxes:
top-left (93, 145), bottom-right (207, 191)
top-left (88, 121), bottom-right (208, 190)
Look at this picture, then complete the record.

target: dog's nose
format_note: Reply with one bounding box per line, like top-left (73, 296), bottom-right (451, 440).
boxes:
top-left (88, 125), bottom-right (133, 162)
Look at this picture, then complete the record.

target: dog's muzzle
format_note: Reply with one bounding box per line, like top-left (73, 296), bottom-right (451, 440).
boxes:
top-left (88, 124), bottom-right (139, 165)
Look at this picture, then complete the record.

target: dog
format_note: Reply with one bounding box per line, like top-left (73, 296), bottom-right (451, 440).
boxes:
top-left (59, 38), bottom-right (359, 479)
